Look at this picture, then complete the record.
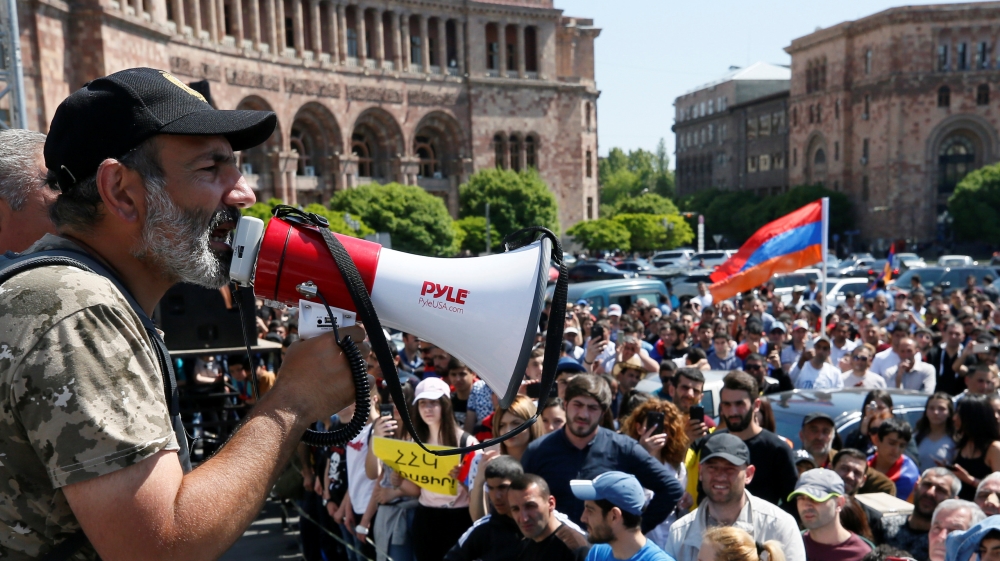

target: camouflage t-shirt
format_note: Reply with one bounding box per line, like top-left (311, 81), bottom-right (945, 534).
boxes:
top-left (0, 235), bottom-right (178, 560)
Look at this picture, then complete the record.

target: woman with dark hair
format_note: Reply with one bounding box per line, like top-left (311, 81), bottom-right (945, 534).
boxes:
top-left (914, 392), bottom-right (956, 473)
top-left (839, 496), bottom-right (875, 543)
top-left (843, 390), bottom-right (894, 452)
top-left (404, 378), bottom-right (478, 561)
top-left (540, 397), bottom-right (567, 434)
top-left (952, 394), bottom-right (1000, 500)
top-left (621, 399), bottom-right (692, 549)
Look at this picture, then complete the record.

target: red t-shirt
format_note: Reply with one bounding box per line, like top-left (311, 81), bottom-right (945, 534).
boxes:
top-left (803, 532), bottom-right (871, 561)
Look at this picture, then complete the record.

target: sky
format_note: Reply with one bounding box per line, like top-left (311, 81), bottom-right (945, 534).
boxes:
top-left (561, 0), bottom-right (969, 166)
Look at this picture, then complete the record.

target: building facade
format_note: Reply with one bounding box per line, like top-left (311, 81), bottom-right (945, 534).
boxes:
top-left (673, 62), bottom-right (790, 196)
top-left (12, 0), bottom-right (599, 227)
top-left (786, 2), bottom-right (1000, 244)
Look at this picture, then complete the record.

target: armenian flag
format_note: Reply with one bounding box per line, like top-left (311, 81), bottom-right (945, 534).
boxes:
top-left (709, 199), bottom-right (828, 301)
top-left (883, 242), bottom-right (896, 282)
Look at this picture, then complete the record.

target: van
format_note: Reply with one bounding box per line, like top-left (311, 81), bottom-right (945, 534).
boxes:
top-left (547, 278), bottom-right (669, 312)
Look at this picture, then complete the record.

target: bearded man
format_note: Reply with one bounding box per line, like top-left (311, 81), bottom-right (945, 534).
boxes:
top-left (0, 68), bottom-right (363, 560)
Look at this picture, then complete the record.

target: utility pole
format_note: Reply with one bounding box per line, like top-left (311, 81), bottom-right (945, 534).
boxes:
top-left (484, 202), bottom-right (491, 254)
top-left (0, 0), bottom-right (27, 128)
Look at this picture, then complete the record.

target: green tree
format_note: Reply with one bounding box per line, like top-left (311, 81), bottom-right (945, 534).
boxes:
top-left (611, 213), bottom-right (694, 252)
top-left (566, 218), bottom-right (631, 252)
top-left (302, 204), bottom-right (374, 237)
top-left (453, 216), bottom-right (501, 254)
top-left (458, 168), bottom-right (560, 238)
top-left (240, 198), bottom-right (370, 237)
top-left (598, 141), bottom-right (675, 207)
top-left (329, 183), bottom-right (456, 255)
top-left (662, 214), bottom-right (696, 249)
top-left (609, 193), bottom-right (679, 217)
top-left (949, 162), bottom-right (1000, 244)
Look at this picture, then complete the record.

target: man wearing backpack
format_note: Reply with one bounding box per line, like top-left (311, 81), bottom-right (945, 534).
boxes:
top-left (0, 68), bottom-right (365, 560)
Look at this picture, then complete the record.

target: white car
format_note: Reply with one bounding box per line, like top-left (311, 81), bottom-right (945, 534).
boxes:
top-left (938, 255), bottom-right (976, 267)
top-left (651, 249), bottom-right (694, 268)
top-left (895, 252), bottom-right (926, 269)
top-left (773, 269), bottom-right (822, 303)
top-left (777, 276), bottom-right (868, 308)
top-left (689, 250), bottom-right (736, 270)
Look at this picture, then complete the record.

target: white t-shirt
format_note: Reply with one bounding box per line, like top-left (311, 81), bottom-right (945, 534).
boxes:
top-left (695, 293), bottom-right (713, 308)
top-left (870, 348), bottom-right (923, 377)
top-left (346, 423), bottom-right (376, 513)
top-left (841, 370), bottom-right (887, 389)
top-left (830, 339), bottom-right (860, 367)
top-left (790, 361), bottom-right (844, 390)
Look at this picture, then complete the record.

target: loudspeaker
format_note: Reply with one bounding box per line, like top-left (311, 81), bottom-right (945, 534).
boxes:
top-left (230, 215), bottom-right (550, 407)
top-left (156, 283), bottom-right (257, 351)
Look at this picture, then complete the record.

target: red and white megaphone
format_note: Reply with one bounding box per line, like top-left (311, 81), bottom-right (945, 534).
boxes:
top-left (229, 209), bottom-right (551, 408)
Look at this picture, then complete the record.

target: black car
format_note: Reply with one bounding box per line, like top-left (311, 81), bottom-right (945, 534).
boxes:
top-left (567, 262), bottom-right (636, 283)
top-left (767, 388), bottom-right (928, 449)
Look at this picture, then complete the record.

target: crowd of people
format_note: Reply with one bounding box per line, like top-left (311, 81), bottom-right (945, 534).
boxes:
top-left (275, 267), bottom-right (1000, 561)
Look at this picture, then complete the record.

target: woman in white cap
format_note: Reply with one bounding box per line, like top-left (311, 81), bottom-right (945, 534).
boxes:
top-left (406, 377), bottom-right (478, 561)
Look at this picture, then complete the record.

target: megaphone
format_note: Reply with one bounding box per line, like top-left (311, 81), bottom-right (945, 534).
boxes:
top-left (229, 208), bottom-right (551, 409)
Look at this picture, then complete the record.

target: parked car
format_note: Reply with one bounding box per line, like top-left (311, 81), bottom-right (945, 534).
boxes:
top-left (689, 251), bottom-right (736, 270)
top-left (938, 255), bottom-right (975, 267)
top-left (840, 259), bottom-right (898, 279)
top-left (833, 257), bottom-right (877, 276)
top-left (777, 277), bottom-right (870, 307)
top-left (768, 388), bottom-right (928, 449)
top-left (893, 266), bottom-right (1000, 294)
top-left (547, 278), bottom-right (668, 313)
top-left (894, 252), bottom-right (926, 269)
top-left (562, 252), bottom-right (578, 267)
top-left (635, 370), bottom-right (778, 418)
top-left (825, 278), bottom-right (872, 305)
top-left (614, 259), bottom-right (654, 274)
top-left (651, 249), bottom-right (695, 268)
top-left (567, 262), bottom-right (636, 283)
top-left (670, 269), bottom-right (715, 297)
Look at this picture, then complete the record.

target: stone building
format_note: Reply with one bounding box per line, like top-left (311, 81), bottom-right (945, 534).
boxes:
top-left (673, 62), bottom-right (790, 196)
top-left (12, 0), bottom-right (599, 227)
top-left (786, 2), bottom-right (1000, 243)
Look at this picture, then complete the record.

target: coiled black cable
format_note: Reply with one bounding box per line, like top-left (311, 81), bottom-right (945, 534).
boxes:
top-left (300, 289), bottom-right (372, 447)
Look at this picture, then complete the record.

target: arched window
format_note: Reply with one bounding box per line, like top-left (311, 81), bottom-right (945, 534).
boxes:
top-left (525, 135), bottom-right (537, 169)
top-left (938, 86), bottom-right (951, 108)
top-left (493, 133), bottom-right (506, 169)
top-left (977, 84), bottom-right (989, 105)
top-left (352, 132), bottom-right (373, 177)
top-left (509, 134), bottom-right (522, 172)
top-left (939, 135), bottom-right (975, 193)
top-left (414, 135), bottom-right (439, 178)
top-left (814, 148), bottom-right (826, 165)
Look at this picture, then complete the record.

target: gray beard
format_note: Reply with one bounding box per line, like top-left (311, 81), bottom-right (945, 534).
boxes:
top-left (132, 184), bottom-right (235, 289)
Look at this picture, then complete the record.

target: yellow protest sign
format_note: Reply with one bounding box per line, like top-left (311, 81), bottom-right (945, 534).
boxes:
top-left (372, 437), bottom-right (461, 496)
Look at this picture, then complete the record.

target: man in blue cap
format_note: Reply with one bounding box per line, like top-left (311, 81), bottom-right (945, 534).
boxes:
top-left (571, 471), bottom-right (674, 561)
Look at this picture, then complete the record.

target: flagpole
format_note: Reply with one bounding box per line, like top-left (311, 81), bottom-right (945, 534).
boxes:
top-left (820, 197), bottom-right (829, 337)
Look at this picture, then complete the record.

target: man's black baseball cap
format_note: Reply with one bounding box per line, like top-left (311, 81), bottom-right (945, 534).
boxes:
top-left (802, 412), bottom-right (835, 427)
top-left (45, 67), bottom-right (277, 189)
top-left (700, 433), bottom-right (750, 466)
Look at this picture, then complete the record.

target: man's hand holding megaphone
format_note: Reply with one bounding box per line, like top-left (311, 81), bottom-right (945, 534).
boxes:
top-left (263, 326), bottom-right (369, 424)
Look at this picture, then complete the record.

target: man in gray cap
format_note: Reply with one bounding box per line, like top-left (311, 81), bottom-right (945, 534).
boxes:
top-left (799, 412), bottom-right (837, 469)
top-left (0, 68), bottom-right (364, 560)
top-left (790, 468), bottom-right (872, 561)
top-left (664, 433), bottom-right (805, 561)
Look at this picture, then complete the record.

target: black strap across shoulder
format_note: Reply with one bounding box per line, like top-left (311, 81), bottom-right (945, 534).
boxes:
top-left (0, 249), bottom-right (192, 472)
top-left (273, 205), bottom-right (568, 457)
